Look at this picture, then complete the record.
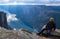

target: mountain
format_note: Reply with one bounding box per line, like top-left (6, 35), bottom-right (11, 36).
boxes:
top-left (0, 5), bottom-right (60, 32)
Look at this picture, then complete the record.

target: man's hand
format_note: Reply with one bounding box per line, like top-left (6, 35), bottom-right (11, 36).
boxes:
top-left (52, 29), bottom-right (55, 32)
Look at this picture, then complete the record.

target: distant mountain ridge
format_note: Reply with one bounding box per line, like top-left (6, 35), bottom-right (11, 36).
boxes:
top-left (0, 5), bottom-right (60, 32)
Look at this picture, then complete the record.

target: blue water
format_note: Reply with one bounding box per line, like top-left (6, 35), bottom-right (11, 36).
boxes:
top-left (0, 5), bottom-right (60, 32)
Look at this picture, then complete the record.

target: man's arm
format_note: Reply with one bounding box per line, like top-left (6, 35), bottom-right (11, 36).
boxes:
top-left (54, 25), bottom-right (56, 31)
top-left (52, 23), bottom-right (56, 31)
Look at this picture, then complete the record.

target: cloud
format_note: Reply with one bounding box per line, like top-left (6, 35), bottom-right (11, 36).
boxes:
top-left (0, 10), bottom-right (18, 22)
top-left (45, 4), bottom-right (60, 6)
top-left (0, 0), bottom-right (60, 6)
top-left (0, 0), bottom-right (9, 3)
top-left (7, 13), bottom-right (18, 22)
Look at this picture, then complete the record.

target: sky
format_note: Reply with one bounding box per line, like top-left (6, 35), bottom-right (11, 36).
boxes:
top-left (0, 0), bottom-right (60, 5)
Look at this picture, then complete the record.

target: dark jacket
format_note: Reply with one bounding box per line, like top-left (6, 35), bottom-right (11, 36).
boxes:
top-left (46, 21), bottom-right (56, 30)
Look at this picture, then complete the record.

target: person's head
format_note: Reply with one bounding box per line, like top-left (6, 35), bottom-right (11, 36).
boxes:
top-left (50, 17), bottom-right (54, 22)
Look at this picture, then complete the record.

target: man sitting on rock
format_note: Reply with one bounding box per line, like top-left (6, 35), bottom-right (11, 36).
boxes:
top-left (37, 17), bottom-right (56, 36)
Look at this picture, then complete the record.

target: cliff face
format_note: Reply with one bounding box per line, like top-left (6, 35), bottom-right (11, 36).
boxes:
top-left (0, 12), bottom-right (8, 29)
top-left (0, 12), bottom-right (12, 30)
top-left (0, 27), bottom-right (60, 39)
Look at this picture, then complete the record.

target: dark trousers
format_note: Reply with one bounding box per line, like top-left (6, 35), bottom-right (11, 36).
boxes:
top-left (37, 28), bottom-right (52, 36)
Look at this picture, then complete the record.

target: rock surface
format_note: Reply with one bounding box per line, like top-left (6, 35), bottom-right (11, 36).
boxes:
top-left (0, 27), bottom-right (60, 39)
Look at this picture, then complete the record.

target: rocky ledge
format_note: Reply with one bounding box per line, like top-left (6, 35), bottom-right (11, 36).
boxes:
top-left (0, 27), bottom-right (60, 39)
